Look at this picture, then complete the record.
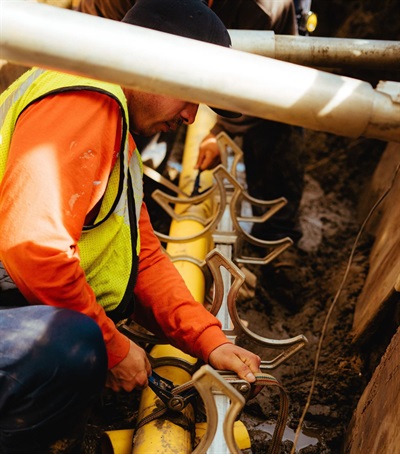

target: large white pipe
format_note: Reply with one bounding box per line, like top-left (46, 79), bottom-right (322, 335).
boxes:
top-left (229, 31), bottom-right (400, 70)
top-left (1, 1), bottom-right (400, 142)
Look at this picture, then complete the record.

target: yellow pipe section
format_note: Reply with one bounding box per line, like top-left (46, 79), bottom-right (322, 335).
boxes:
top-left (109, 105), bottom-right (251, 453)
top-left (131, 106), bottom-right (216, 454)
top-left (195, 421), bottom-right (251, 451)
top-left (132, 345), bottom-right (197, 454)
top-left (167, 105), bottom-right (217, 286)
top-left (106, 430), bottom-right (134, 454)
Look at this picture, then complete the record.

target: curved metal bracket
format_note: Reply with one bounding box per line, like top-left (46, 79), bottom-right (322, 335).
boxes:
top-left (205, 248), bottom-right (246, 319)
top-left (152, 165), bottom-right (228, 244)
top-left (215, 162), bottom-right (294, 252)
top-left (151, 184), bottom-right (218, 225)
top-left (192, 365), bottom-right (245, 454)
top-left (145, 155), bottom-right (294, 256)
top-left (213, 133), bottom-right (296, 263)
top-left (215, 131), bottom-right (244, 180)
top-left (205, 249), bottom-right (308, 369)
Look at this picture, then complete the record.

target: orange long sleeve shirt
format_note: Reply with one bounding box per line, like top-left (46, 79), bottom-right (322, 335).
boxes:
top-left (0, 90), bottom-right (228, 368)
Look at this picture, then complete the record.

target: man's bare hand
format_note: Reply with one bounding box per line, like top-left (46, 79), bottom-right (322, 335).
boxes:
top-left (106, 340), bottom-right (152, 392)
top-left (195, 133), bottom-right (221, 170)
top-left (208, 343), bottom-right (261, 383)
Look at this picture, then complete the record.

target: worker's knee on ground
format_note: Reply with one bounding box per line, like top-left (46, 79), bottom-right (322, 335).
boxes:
top-left (2, 305), bottom-right (107, 399)
top-left (44, 307), bottom-right (108, 386)
top-left (0, 307), bottom-right (107, 452)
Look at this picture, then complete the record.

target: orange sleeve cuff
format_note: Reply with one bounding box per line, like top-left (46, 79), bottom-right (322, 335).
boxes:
top-left (105, 327), bottom-right (130, 369)
top-left (192, 326), bottom-right (232, 363)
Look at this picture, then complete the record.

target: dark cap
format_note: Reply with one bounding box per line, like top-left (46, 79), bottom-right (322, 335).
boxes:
top-left (122, 0), bottom-right (241, 118)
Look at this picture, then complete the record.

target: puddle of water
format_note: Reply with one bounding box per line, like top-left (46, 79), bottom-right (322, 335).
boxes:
top-left (253, 422), bottom-right (320, 451)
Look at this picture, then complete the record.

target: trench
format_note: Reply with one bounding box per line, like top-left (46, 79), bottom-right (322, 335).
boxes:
top-left (86, 124), bottom-right (389, 453)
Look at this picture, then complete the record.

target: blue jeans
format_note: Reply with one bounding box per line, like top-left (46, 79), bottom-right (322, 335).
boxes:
top-left (0, 305), bottom-right (107, 453)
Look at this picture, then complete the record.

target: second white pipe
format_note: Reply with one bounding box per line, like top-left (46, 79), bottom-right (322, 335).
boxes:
top-left (1, 1), bottom-right (399, 142)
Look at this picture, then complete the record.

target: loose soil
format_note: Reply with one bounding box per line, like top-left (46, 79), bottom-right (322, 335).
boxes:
top-left (88, 124), bottom-right (388, 454)
top-left (236, 132), bottom-right (387, 453)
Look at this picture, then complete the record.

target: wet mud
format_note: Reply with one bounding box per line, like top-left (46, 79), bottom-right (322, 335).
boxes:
top-left (236, 132), bottom-right (386, 453)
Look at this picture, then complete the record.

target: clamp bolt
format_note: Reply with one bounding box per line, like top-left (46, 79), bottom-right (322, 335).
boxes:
top-left (169, 396), bottom-right (185, 411)
top-left (239, 384), bottom-right (250, 394)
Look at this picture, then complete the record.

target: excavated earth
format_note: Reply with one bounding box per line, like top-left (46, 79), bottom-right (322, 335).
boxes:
top-left (87, 128), bottom-right (389, 454)
top-left (236, 132), bottom-right (387, 453)
top-left (83, 0), bottom-right (399, 452)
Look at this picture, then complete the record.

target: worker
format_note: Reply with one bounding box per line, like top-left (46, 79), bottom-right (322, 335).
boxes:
top-left (77, 0), bottom-right (305, 243)
top-left (0, 1), bottom-right (260, 452)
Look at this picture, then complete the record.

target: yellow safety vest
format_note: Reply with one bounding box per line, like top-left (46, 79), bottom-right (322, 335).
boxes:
top-left (0, 68), bottom-right (143, 320)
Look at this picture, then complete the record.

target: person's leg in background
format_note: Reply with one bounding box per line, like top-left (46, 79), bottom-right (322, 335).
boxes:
top-left (243, 119), bottom-right (305, 243)
top-left (0, 305), bottom-right (107, 453)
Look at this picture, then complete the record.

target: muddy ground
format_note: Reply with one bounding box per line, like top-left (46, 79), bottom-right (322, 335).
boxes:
top-left (90, 124), bottom-right (388, 454)
top-left (227, 2), bottom-right (400, 451)
top-left (236, 132), bottom-right (387, 453)
top-left (89, 128), bottom-right (388, 454)
top-left (87, 1), bottom-right (400, 453)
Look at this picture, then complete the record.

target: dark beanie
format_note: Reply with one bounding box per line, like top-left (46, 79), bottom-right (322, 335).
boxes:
top-left (122, 0), bottom-right (241, 118)
top-left (122, 0), bottom-right (231, 47)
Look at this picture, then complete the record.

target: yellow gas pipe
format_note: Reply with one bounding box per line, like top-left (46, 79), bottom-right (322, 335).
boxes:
top-left (106, 105), bottom-right (250, 453)
top-left (132, 345), bottom-right (197, 454)
top-left (130, 105), bottom-right (213, 454)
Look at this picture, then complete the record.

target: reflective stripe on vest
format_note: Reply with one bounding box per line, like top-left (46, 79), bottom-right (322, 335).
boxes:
top-left (0, 68), bottom-right (143, 315)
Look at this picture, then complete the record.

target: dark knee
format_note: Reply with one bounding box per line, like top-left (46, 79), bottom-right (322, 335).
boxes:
top-left (45, 308), bottom-right (108, 385)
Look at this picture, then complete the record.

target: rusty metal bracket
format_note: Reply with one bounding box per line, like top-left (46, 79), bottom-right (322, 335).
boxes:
top-left (192, 365), bottom-right (246, 454)
top-left (205, 249), bottom-right (308, 370)
top-left (214, 132), bottom-right (295, 264)
top-left (120, 249), bottom-right (307, 373)
top-left (144, 144), bottom-right (294, 254)
top-left (149, 166), bottom-right (226, 243)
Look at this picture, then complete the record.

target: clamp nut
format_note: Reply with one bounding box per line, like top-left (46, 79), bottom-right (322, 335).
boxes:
top-left (169, 396), bottom-right (185, 411)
